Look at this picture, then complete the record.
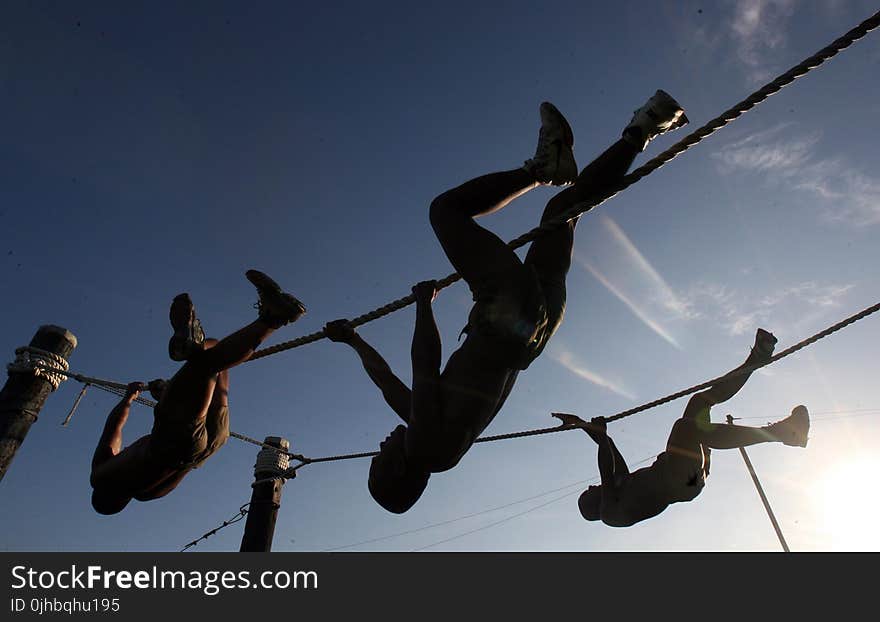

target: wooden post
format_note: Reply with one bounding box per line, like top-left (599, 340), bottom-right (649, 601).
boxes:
top-left (0, 325), bottom-right (77, 482)
top-left (726, 415), bottom-right (790, 552)
top-left (240, 436), bottom-right (293, 552)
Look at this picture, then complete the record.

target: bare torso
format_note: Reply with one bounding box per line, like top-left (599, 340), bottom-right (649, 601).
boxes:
top-left (406, 333), bottom-right (520, 472)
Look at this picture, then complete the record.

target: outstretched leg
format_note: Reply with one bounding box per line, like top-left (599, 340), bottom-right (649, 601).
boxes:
top-left (668, 329), bottom-right (809, 455)
top-left (160, 270), bottom-right (305, 426)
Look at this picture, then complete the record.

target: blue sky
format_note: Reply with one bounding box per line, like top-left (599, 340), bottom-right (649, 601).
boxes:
top-left (2, 0), bottom-right (880, 552)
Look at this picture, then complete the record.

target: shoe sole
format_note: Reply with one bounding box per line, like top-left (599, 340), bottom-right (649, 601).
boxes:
top-left (247, 269), bottom-right (307, 316)
top-left (539, 102), bottom-right (577, 185)
top-left (540, 102), bottom-right (574, 149)
top-left (246, 269), bottom-right (282, 293)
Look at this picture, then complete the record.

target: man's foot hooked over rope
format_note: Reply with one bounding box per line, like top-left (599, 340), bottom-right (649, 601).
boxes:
top-left (523, 102), bottom-right (578, 186)
top-left (245, 269), bottom-right (307, 328)
top-left (623, 89), bottom-right (689, 151)
top-left (752, 327), bottom-right (778, 361)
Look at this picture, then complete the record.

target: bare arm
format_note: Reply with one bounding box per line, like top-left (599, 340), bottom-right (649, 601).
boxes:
top-left (91, 383), bottom-right (141, 472)
top-left (325, 320), bottom-right (412, 423)
top-left (552, 414), bottom-right (629, 485)
top-left (410, 281), bottom-right (442, 423)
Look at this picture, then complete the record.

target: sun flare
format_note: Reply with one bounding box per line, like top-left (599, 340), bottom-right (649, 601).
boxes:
top-left (816, 455), bottom-right (880, 551)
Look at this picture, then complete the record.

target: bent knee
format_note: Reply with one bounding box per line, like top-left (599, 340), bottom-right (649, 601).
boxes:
top-left (428, 192), bottom-right (462, 233)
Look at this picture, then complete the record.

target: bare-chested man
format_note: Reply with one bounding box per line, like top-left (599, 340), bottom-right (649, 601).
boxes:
top-left (89, 270), bottom-right (305, 514)
top-left (326, 92), bottom-right (689, 513)
top-left (557, 328), bottom-right (810, 527)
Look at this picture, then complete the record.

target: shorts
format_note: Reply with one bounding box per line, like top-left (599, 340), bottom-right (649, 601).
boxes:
top-left (149, 401), bottom-right (230, 470)
top-left (654, 451), bottom-right (706, 503)
top-left (462, 264), bottom-right (554, 370)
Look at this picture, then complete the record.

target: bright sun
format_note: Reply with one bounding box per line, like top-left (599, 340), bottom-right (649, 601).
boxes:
top-left (816, 455), bottom-right (880, 551)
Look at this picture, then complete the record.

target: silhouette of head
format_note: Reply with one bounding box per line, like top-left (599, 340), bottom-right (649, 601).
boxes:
top-left (91, 488), bottom-right (132, 515)
top-left (578, 485), bottom-right (602, 521)
top-left (368, 425), bottom-right (430, 514)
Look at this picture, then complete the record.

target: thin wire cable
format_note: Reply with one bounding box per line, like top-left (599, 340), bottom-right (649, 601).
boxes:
top-left (733, 408), bottom-right (880, 420)
top-left (247, 9), bottom-right (880, 362)
top-left (410, 455), bottom-right (656, 551)
top-left (321, 478), bottom-right (593, 552)
top-left (180, 503), bottom-right (250, 552)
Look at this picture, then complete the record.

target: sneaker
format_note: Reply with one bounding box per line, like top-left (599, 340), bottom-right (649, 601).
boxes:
top-left (523, 102), bottom-right (578, 186)
top-left (623, 89), bottom-right (689, 151)
top-left (168, 293), bottom-right (205, 361)
top-left (245, 270), bottom-right (306, 328)
top-left (752, 328), bottom-right (778, 360)
top-left (765, 405), bottom-right (810, 447)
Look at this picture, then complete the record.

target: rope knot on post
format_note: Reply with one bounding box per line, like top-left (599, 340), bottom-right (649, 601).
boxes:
top-left (252, 436), bottom-right (296, 484)
top-left (7, 346), bottom-right (70, 391)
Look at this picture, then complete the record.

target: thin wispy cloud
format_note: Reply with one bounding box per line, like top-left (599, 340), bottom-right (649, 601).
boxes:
top-left (576, 257), bottom-right (682, 350)
top-left (600, 216), bottom-right (697, 320)
top-left (680, 280), bottom-right (854, 336)
top-left (712, 123), bottom-right (880, 226)
top-left (730, 0), bottom-right (797, 83)
top-left (549, 346), bottom-right (636, 401)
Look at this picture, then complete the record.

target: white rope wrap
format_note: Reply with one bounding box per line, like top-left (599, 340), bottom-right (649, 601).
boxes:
top-left (253, 441), bottom-right (297, 482)
top-left (7, 346), bottom-right (70, 391)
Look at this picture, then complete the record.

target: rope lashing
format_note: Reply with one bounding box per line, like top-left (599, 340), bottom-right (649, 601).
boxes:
top-left (252, 440), bottom-right (298, 483)
top-left (7, 346), bottom-right (70, 391)
top-left (246, 9), bottom-right (880, 362)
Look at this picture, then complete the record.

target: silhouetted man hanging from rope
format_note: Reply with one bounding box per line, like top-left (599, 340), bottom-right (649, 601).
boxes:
top-left (556, 328), bottom-right (810, 527)
top-left (324, 92), bottom-right (689, 513)
top-left (89, 270), bottom-right (306, 515)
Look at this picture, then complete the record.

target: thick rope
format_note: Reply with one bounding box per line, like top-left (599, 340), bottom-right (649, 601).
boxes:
top-left (7, 346), bottom-right (71, 390)
top-left (298, 299), bottom-right (880, 463)
top-left (248, 9), bottom-right (880, 362)
top-left (47, 298), bottom-right (880, 467)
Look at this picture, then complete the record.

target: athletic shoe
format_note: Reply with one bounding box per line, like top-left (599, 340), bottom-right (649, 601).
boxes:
top-left (168, 293), bottom-right (205, 361)
top-left (765, 405), bottom-right (810, 447)
top-left (245, 269), bottom-right (306, 328)
top-left (523, 102), bottom-right (578, 186)
top-left (623, 89), bottom-right (689, 151)
top-left (752, 328), bottom-right (778, 360)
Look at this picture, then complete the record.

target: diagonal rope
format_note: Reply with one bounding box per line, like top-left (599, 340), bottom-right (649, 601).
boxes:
top-left (48, 299), bottom-right (880, 466)
top-left (247, 9), bottom-right (880, 362)
top-left (298, 299), bottom-right (880, 462)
